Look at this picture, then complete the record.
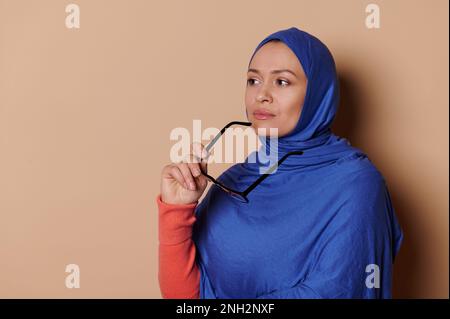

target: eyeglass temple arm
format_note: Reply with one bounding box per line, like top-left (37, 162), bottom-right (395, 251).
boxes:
top-left (205, 121), bottom-right (252, 153)
top-left (201, 170), bottom-right (246, 196)
top-left (242, 150), bottom-right (304, 196)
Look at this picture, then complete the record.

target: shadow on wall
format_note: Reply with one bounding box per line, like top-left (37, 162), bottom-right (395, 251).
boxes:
top-left (332, 72), bottom-right (416, 299)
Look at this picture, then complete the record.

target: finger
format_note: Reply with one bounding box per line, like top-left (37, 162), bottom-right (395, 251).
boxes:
top-left (199, 157), bottom-right (208, 174)
top-left (192, 142), bottom-right (210, 163)
top-left (178, 162), bottom-right (197, 191)
top-left (170, 165), bottom-right (190, 190)
top-left (182, 153), bottom-right (202, 177)
top-left (186, 153), bottom-right (207, 175)
top-left (196, 172), bottom-right (208, 188)
top-left (186, 156), bottom-right (202, 178)
top-left (190, 144), bottom-right (208, 174)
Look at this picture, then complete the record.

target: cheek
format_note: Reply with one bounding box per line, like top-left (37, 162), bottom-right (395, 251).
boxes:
top-left (277, 94), bottom-right (303, 134)
top-left (244, 89), bottom-right (254, 110)
top-left (279, 96), bottom-right (301, 118)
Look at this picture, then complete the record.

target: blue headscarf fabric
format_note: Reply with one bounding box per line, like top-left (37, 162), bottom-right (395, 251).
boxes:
top-left (192, 27), bottom-right (403, 299)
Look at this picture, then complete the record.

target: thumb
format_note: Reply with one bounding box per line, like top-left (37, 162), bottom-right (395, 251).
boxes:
top-left (192, 142), bottom-right (209, 174)
top-left (199, 157), bottom-right (208, 175)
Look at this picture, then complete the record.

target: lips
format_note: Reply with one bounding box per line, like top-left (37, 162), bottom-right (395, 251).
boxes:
top-left (253, 109), bottom-right (275, 120)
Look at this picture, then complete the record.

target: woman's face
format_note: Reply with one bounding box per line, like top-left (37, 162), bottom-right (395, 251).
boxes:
top-left (245, 40), bottom-right (308, 137)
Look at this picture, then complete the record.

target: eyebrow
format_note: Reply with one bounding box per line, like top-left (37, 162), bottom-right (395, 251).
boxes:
top-left (247, 68), bottom-right (298, 79)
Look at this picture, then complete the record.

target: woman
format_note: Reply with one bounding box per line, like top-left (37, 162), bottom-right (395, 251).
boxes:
top-left (157, 27), bottom-right (403, 299)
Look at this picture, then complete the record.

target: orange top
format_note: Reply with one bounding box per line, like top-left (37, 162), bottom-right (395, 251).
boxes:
top-left (156, 194), bottom-right (200, 299)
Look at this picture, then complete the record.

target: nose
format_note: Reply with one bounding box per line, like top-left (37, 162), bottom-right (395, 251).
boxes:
top-left (256, 83), bottom-right (273, 104)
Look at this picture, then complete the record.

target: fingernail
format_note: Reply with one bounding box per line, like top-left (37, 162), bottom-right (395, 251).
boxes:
top-left (190, 182), bottom-right (196, 190)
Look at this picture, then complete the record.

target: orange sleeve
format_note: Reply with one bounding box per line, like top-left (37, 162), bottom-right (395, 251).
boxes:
top-left (156, 194), bottom-right (200, 299)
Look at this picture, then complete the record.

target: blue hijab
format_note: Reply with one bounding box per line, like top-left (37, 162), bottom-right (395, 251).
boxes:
top-left (192, 27), bottom-right (403, 299)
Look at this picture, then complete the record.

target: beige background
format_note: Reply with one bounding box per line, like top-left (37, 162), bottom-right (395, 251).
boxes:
top-left (0, 0), bottom-right (448, 298)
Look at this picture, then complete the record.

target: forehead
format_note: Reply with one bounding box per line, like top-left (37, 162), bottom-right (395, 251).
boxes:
top-left (249, 41), bottom-right (303, 73)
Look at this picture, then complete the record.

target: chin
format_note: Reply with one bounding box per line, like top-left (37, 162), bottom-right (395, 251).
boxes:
top-left (251, 122), bottom-right (280, 137)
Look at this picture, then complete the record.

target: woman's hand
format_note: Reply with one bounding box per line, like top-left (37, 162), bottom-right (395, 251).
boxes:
top-left (160, 142), bottom-right (209, 205)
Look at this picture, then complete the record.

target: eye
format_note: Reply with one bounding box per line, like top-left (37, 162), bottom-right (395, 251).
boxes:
top-left (247, 78), bottom-right (259, 86)
top-left (277, 79), bottom-right (290, 87)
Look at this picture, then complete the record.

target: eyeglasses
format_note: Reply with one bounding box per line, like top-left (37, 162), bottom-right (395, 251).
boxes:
top-left (199, 121), bottom-right (304, 203)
